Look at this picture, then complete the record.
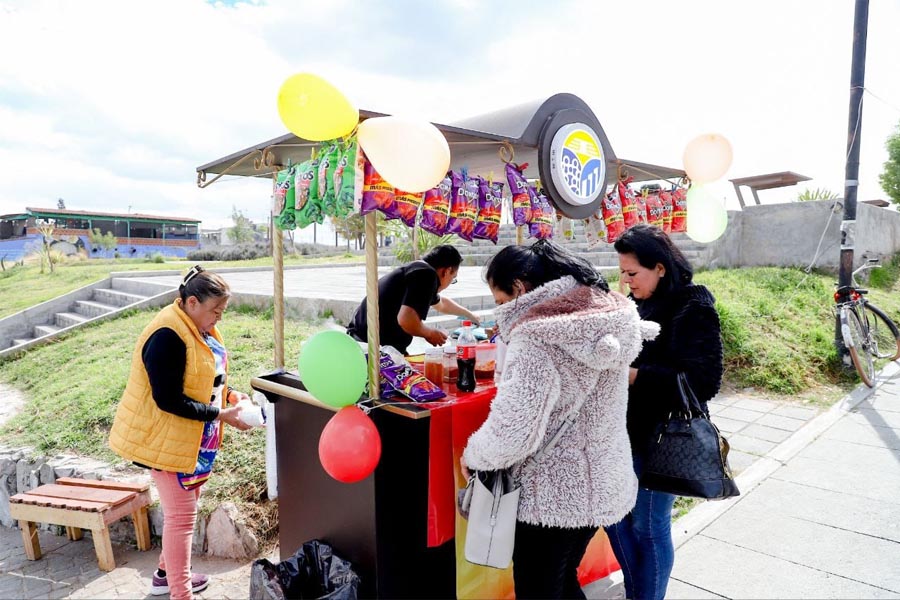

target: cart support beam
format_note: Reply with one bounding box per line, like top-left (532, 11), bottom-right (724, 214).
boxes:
top-left (365, 212), bottom-right (381, 399)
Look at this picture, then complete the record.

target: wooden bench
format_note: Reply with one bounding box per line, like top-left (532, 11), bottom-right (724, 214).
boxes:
top-left (9, 477), bottom-right (152, 571)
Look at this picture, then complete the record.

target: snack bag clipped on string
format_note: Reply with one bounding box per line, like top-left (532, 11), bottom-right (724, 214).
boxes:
top-left (633, 189), bottom-right (648, 225)
top-left (618, 179), bottom-right (640, 228)
top-left (420, 173), bottom-right (452, 236)
top-left (361, 159), bottom-right (398, 218)
top-left (583, 211), bottom-right (607, 249)
top-left (336, 138), bottom-right (363, 217)
top-left (506, 162), bottom-right (533, 226)
top-left (528, 188), bottom-right (555, 239)
top-left (393, 189), bottom-right (423, 228)
top-left (273, 167), bottom-right (296, 230)
top-left (645, 192), bottom-right (665, 228)
top-left (294, 160), bottom-right (322, 229)
top-left (659, 190), bottom-right (674, 233)
top-left (671, 187), bottom-right (688, 233)
top-left (474, 177), bottom-right (503, 244)
top-left (601, 188), bottom-right (626, 243)
top-left (317, 142), bottom-right (340, 217)
top-left (554, 213), bottom-right (575, 241)
top-left (448, 171), bottom-right (477, 242)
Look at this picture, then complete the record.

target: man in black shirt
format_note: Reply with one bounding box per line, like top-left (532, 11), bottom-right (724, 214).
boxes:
top-left (347, 245), bottom-right (479, 354)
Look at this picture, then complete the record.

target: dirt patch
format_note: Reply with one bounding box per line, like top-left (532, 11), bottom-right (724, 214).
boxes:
top-left (0, 383), bottom-right (26, 427)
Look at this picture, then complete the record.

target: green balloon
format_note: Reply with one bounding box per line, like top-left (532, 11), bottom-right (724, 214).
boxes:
top-left (299, 331), bottom-right (368, 408)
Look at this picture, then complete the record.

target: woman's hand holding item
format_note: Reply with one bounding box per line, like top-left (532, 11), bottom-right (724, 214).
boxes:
top-left (460, 456), bottom-right (471, 481)
top-left (227, 389), bottom-right (251, 406)
top-left (217, 406), bottom-right (253, 431)
top-left (628, 367), bottom-right (638, 386)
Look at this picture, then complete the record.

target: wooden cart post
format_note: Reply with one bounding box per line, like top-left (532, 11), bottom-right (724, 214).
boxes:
top-left (364, 211), bottom-right (381, 400)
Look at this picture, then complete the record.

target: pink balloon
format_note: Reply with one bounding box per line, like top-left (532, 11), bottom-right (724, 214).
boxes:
top-left (318, 406), bottom-right (382, 483)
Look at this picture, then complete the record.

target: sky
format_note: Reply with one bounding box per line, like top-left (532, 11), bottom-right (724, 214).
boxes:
top-left (1, 0), bottom-right (899, 241)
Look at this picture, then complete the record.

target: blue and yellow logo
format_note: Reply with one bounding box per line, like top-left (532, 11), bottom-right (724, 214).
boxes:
top-left (560, 129), bottom-right (604, 200)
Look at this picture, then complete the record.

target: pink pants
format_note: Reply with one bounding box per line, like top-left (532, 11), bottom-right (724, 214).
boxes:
top-left (151, 470), bottom-right (201, 600)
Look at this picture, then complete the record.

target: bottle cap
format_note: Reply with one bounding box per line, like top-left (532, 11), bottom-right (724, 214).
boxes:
top-left (462, 320), bottom-right (472, 327)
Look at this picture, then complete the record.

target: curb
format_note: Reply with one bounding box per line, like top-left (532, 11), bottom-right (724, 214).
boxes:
top-left (671, 359), bottom-right (900, 549)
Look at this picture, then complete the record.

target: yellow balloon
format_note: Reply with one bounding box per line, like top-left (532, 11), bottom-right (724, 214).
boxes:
top-left (686, 185), bottom-right (728, 243)
top-left (277, 73), bottom-right (358, 141)
top-left (683, 133), bottom-right (733, 184)
top-left (357, 116), bottom-right (451, 193)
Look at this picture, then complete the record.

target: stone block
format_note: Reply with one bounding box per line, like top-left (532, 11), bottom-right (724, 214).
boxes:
top-left (732, 398), bottom-right (779, 413)
top-left (39, 462), bottom-right (56, 485)
top-left (709, 417), bottom-right (746, 434)
top-left (205, 502), bottom-right (259, 559)
top-left (772, 405), bottom-right (819, 420)
top-left (0, 475), bottom-right (13, 527)
top-left (193, 514), bottom-right (207, 555)
top-left (756, 413), bottom-right (806, 432)
top-left (726, 433), bottom-right (776, 456)
top-left (740, 423), bottom-right (792, 443)
top-left (717, 406), bottom-right (765, 423)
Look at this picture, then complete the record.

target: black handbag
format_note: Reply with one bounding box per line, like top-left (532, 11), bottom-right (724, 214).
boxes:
top-left (640, 373), bottom-right (740, 500)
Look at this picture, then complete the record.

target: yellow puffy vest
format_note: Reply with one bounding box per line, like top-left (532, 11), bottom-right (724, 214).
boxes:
top-left (109, 300), bottom-right (225, 473)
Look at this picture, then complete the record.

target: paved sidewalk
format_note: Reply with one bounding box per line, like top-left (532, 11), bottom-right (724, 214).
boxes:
top-left (0, 526), bottom-right (257, 599)
top-left (588, 361), bottom-right (900, 599)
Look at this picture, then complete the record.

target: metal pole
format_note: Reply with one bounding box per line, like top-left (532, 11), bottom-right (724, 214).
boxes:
top-left (836, 0), bottom-right (869, 362)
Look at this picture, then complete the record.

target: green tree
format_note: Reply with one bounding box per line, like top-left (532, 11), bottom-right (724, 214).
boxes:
top-left (795, 187), bottom-right (839, 202)
top-left (879, 122), bottom-right (900, 206)
top-left (227, 206), bottom-right (254, 244)
top-left (88, 228), bottom-right (118, 257)
top-left (382, 219), bottom-right (453, 263)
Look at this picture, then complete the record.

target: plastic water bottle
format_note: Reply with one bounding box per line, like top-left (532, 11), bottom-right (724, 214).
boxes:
top-left (237, 399), bottom-right (267, 428)
top-left (456, 321), bottom-right (477, 392)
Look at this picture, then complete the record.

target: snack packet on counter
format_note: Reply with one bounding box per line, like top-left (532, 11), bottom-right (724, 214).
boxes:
top-left (528, 189), bottom-right (554, 239)
top-left (601, 188), bottom-right (626, 243)
top-left (378, 346), bottom-right (446, 403)
top-left (361, 160), bottom-right (397, 218)
top-left (474, 178), bottom-right (503, 244)
top-left (393, 189), bottom-right (423, 228)
top-left (420, 173), bottom-right (452, 236)
top-left (671, 187), bottom-right (688, 232)
top-left (506, 162), bottom-right (533, 226)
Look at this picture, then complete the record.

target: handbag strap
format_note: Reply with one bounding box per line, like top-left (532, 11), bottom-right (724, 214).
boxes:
top-left (676, 372), bottom-right (708, 417)
top-left (518, 393), bottom-right (588, 479)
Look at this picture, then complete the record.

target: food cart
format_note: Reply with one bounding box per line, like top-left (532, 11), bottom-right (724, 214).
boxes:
top-left (196, 92), bottom-right (686, 598)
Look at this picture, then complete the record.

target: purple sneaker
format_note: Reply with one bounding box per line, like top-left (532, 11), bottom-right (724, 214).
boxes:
top-left (150, 569), bottom-right (210, 595)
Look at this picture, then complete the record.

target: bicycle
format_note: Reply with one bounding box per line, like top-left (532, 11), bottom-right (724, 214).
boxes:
top-left (834, 259), bottom-right (900, 387)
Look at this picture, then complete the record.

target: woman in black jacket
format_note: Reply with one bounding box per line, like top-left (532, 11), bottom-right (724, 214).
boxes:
top-left (604, 225), bottom-right (724, 600)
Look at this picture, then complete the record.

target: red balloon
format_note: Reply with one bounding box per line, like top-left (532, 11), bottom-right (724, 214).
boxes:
top-left (318, 406), bottom-right (382, 483)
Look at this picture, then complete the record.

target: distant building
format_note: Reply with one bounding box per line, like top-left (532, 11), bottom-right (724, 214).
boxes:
top-left (0, 207), bottom-right (201, 261)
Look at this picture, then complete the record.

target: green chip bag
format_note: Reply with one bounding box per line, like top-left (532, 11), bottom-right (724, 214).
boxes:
top-left (337, 138), bottom-right (364, 217)
top-left (317, 142), bottom-right (340, 217)
top-left (293, 159), bottom-right (322, 229)
top-left (273, 167), bottom-right (296, 230)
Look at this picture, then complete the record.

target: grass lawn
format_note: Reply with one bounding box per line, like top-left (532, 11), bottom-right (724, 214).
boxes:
top-left (0, 253), bottom-right (365, 319)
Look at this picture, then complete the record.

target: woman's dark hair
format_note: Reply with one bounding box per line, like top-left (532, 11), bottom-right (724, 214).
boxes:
top-left (422, 245), bottom-right (462, 270)
top-left (485, 239), bottom-right (609, 295)
top-left (178, 265), bottom-right (231, 304)
top-left (613, 224), bottom-right (693, 294)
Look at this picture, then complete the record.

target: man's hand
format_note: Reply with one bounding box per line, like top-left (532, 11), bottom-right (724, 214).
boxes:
top-left (467, 314), bottom-right (481, 327)
top-left (425, 328), bottom-right (448, 346)
top-left (217, 406), bottom-right (252, 431)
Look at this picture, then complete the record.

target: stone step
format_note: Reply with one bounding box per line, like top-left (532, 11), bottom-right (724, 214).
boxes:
top-left (56, 312), bottom-right (89, 328)
top-left (93, 288), bottom-right (147, 307)
top-left (33, 324), bottom-right (61, 337)
top-left (73, 300), bottom-right (118, 319)
top-left (11, 337), bottom-right (35, 348)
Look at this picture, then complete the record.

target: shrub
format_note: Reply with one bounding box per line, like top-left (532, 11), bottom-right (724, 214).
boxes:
top-left (145, 252), bottom-right (166, 264)
top-left (187, 242), bottom-right (269, 262)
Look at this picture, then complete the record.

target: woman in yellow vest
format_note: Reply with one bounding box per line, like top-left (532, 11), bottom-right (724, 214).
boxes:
top-left (109, 266), bottom-right (251, 600)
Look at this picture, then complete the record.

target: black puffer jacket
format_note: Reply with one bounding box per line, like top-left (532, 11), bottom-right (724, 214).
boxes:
top-left (627, 284), bottom-right (724, 458)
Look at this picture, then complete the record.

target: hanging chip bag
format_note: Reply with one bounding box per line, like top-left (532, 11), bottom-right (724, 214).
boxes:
top-left (336, 139), bottom-right (363, 218)
top-left (618, 180), bottom-right (640, 228)
top-left (529, 188), bottom-right (554, 239)
top-left (659, 190), bottom-right (674, 233)
top-left (273, 167), bottom-right (296, 230)
top-left (583, 211), bottom-right (607, 250)
top-left (361, 160), bottom-right (398, 219)
top-left (506, 162), bottom-right (533, 226)
top-left (393, 189), bottom-right (423, 228)
top-left (294, 160), bottom-right (322, 229)
top-left (601, 188), bottom-right (626, 243)
top-left (474, 178), bottom-right (503, 244)
top-left (644, 192), bottom-right (665, 228)
top-left (420, 173), bottom-right (452, 236)
top-left (671, 187), bottom-right (688, 233)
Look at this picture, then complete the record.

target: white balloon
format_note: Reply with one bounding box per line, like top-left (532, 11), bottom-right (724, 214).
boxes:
top-left (683, 134), bottom-right (733, 184)
top-left (357, 117), bottom-right (451, 193)
top-left (686, 185), bottom-right (728, 243)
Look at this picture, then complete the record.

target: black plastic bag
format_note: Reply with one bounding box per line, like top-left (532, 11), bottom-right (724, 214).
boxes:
top-left (250, 540), bottom-right (360, 600)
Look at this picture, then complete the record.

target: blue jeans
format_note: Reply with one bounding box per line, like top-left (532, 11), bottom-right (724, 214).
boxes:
top-left (604, 456), bottom-right (676, 600)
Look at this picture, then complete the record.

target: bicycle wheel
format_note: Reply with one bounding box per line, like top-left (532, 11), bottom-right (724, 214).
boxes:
top-left (842, 306), bottom-right (875, 387)
top-left (864, 303), bottom-right (900, 361)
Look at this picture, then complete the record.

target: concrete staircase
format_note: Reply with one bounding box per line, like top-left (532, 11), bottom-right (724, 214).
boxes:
top-left (0, 278), bottom-right (177, 357)
top-left (378, 223), bottom-right (710, 267)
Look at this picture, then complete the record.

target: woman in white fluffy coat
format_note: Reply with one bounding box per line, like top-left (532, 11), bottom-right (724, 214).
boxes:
top-left (462, 240), bottom-right (658, 599)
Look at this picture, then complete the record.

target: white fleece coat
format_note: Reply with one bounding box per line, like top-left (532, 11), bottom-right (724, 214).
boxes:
top-left (463, 276), bottom-right (659, 528)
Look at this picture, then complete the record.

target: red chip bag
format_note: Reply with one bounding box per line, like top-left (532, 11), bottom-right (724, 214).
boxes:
top-left (361, 160), bottom-right (397, 218)
top-left (659, 190), bottom-right (674, 233)
top-left (528, 188), bottom-right (554, 239)
top-left (633, 191), bottom-right (648, 225)
top-left (671, 187), bottom-right (688, 233)
top-left (618, 180), bottom-right (640, 229)
top-left (506, 162), bottom-right (532, 226)
top-left (645, 192), bottom-right (664, 228)
top-left (393, 189), bottom-right (423, 228)
top-left (601, 189), bottom-right (626, 243)
top-left (420, 174), bottom-right (452, 236)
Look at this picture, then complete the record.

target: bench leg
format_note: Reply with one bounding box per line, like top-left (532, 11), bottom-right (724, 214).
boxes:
top-left (92, 528), bottom-right (116, 572)
top-left (132, 507), bottom-right (151, 551)
top-left (19, 520), bottom-right (42, 561)
top-left (66, 526), bottom-right (84, 541)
